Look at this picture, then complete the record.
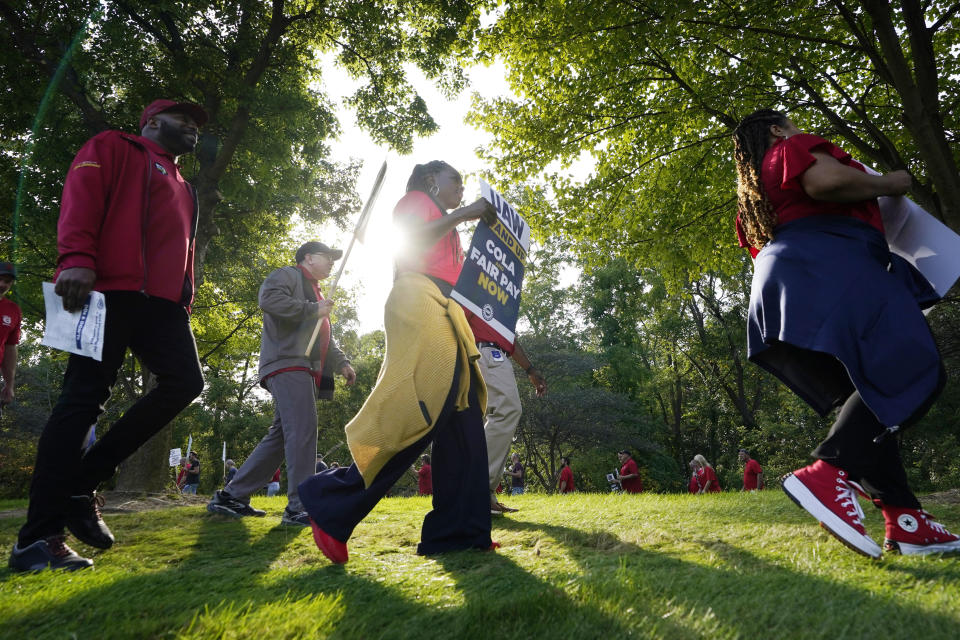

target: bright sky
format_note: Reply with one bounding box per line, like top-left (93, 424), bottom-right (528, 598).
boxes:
top-left (315, 61), bottom-right (514, 333)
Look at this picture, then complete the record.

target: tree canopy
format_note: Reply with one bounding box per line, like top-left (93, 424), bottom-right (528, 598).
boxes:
top-left (471, 0), bottom-right (960, 287)
top-left (4, 1), bottom-right (960, 497)
top-left (0, 0), bottom-right (490, 489)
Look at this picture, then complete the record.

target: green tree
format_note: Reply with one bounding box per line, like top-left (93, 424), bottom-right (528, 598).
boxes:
top-left (1, 0), bottom-right (488, 490)
top-left (472, 1), bottom-right (960, 491)
top-left (471, 0), bottom-right (960, 285)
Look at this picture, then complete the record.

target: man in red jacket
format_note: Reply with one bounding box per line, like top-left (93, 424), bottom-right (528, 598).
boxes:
top-left (9, 99), bottom-right (208, 573)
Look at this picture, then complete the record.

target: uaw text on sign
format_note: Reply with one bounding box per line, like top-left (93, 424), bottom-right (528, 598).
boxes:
top-left (451, 179), bottom-right (531, 345)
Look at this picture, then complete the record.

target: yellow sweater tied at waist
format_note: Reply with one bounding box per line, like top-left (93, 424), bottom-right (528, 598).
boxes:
top-left (345, 272), bottom-right (487, 486)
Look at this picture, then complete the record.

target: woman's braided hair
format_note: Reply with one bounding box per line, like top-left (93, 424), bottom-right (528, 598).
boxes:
top-left (733, 109), bottom-right (789, 249)
top-left (406, 160), bottom-right (455, 193)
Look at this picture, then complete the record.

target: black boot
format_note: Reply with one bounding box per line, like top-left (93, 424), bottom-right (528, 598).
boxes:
top-left (65, 491), bottom-right (114, 549)
top-left (8, 535), bottom-right (93, 572)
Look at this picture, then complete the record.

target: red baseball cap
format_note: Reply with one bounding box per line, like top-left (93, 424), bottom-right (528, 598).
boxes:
top-left (139, 99), bottom-right (208, 130)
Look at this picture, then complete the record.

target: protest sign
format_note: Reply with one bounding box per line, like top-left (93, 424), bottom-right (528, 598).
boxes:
top-left (451, 179), bottom-right (531, 345)
top-left (169, 448), bottom-right (182, 467)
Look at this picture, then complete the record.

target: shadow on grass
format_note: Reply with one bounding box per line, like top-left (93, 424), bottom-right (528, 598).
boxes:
top-left (0, 509), bottom-right (303, 638)
top-left (3, 507), bottom-right (960, 639)
top-left (494, 517), bottom-right (960, 639)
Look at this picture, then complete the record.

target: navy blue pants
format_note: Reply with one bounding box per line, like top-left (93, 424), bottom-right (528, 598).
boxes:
top-left (19, 292), bottom-right (204, 545)
top-left (298, 363), bottom-right (492, 555)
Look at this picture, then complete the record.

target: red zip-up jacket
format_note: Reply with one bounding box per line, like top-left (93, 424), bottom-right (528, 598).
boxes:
top-left (57, 130), bottom-right (199, 307)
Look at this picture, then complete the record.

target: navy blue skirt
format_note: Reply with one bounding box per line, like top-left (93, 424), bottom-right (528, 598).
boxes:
top-left (748, 215), bottom-right (940, 427)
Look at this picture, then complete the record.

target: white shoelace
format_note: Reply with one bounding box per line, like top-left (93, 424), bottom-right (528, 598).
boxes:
top-left (835, 480), bottom-right (866, 527)
top-left (920, 511), bottom-right (949, 535)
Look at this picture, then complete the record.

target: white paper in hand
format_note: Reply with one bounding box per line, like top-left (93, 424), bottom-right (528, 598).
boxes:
top-left (878, 195), bottom-right (960, 298)
top-left (862, 165), bottom-right (960, 297)
top-left (41, 282), bottom-right (106, 361)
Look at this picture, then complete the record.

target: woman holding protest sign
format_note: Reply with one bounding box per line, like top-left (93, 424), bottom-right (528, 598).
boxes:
top-left (733, 109), bottom-right (960, 558)
top-left (299, 161), bottom-right (498, 563)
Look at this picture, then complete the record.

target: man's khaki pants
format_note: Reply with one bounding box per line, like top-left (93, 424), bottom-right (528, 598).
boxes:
top-left (477, 345), bottom-right (522, 493)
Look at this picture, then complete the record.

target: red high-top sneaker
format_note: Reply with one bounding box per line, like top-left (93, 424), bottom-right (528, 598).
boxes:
top-left (882, 506), bottom-right (960, 555)
top-left (782, 460), bottom-right (881, 558)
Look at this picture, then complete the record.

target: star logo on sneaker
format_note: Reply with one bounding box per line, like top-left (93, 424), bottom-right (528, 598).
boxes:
top-left (898, 513), bottom-right (919, 533)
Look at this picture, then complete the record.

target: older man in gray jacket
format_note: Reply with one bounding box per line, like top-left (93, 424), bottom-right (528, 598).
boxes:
top-left (208, 241), bottom-right (356, 526)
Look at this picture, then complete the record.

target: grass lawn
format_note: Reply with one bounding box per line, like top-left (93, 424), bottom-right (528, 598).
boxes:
top-left (2, 490), bottom-right (960, 639)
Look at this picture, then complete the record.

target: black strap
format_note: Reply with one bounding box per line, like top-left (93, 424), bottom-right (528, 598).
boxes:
top-left (424, 274), bottom-right (453, 297)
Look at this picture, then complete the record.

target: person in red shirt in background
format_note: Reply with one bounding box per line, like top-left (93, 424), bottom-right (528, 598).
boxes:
top-left (738, 449), bottom-right (764, 491)
top-left (693, 454), bottom-right (721, 493)
top-left (266, 468), bottom-right (282, 497)
top-left (11, 99), bottom-right (209, 573)
top-left (0, 261), bottom-right (21, 415)
top-left (617, 450), bottom-right (643, 493)
top-left (687, 459), bottom-right (700, 494)
top-left (418, 455), bottom-right (433, 496)
top-left (557, 457), bottom-right (575, 493)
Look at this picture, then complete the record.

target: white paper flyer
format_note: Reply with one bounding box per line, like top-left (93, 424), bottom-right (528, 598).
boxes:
top-left (862, 165), bottom-right (960, 297)
top-left (41, 282), bottom-right (106, 361)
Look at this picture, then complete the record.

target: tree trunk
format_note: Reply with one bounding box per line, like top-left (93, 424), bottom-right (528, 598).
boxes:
top-left (114, 370), bottom-right (176, 492)
top-left (114, 424), bottom-right (176, 493)
top-left (861, 0), bottom-right (960, 228)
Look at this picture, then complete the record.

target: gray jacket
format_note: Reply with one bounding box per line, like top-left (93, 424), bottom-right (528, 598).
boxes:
top-left (258, 266), bottom-right (349, 400)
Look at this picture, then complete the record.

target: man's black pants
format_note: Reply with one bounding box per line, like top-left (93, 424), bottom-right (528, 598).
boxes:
top-left (298, 363), bottom-right (492, 555)
top-left (19, 292), bottom-right (203, 545)
top-left (813, 365), bottom-right (945, 509)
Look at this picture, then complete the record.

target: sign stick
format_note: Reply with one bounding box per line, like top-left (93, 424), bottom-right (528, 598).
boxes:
top-left (304, 160), bottom-right (387, 356)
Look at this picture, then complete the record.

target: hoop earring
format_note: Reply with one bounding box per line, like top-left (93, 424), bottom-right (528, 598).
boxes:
top-left (430, 184), bottom-right (439, 196)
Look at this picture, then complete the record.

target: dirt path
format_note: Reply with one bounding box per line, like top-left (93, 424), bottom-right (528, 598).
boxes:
top-left (0, 491), bottom-right (211, 520)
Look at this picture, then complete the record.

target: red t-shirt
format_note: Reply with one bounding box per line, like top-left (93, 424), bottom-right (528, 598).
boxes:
top-left (418, 464), bottom-right (432, 495)
top-left (465, 310), bottom-right (516, 354)
top-left (743, 458), bottom-right (764, 491)
top-left (688, 473), bottom-right (700, 494)
top-left (619, 458), bottom-right (643, 493)
top-left (393, 190), bottom-right (464, 285)
top-left (558, 466), bottom-right (575, 493)
top-left (736, 133), bottom-right (884, 255)
top-left (0, 298), bottom-right (22, 364)
top-left (697, 466), bottom-right (721, 492)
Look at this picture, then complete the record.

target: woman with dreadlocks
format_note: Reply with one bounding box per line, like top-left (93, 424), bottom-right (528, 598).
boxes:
top-left (299, 161), bottom-right (499, 563)
top-left (732, 109), bottom-right (960, 558)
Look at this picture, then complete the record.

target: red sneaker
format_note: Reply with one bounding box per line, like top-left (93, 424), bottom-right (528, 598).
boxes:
top-left (781, 460), bottom-right (881, 558)
top-left (882, 506), bottom-right (960, 555)
top-left (309, 518), bottom-right (349, 564)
